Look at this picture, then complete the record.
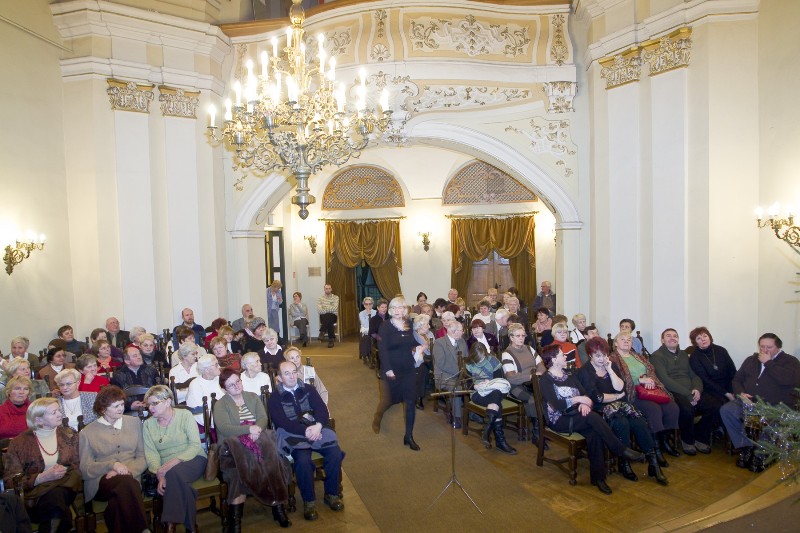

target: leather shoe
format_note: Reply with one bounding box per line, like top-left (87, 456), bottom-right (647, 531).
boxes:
top-left (750, 454), bottom-right (766, 473)
top-left (681, 441), bottom-right (697, 456)
top-left (404, 435), bottom-right (421, 451)
top-left (272, 505), bottom-right (291, 528)
top-left (695, 441), bottom-right (712, 454)
top-left (622, 448), bottom-right (646, 463)
top-left (303, 502), bottom-right (319, 521)
top-left (593, 479), bottom-right (612, 495)
top-left (324, 494), bottom-right (345, 511)
top-left (453, 417), bottom-right (462, 429)
top-left (328, 340), bottom-right (334, 348)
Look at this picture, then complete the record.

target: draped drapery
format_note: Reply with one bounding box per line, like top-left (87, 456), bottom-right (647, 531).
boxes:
top-left (450, 215), bottom-right (537, 307)
top-left (325, 220), bottom-right (403, 336)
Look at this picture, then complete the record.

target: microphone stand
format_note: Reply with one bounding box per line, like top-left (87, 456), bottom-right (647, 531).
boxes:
top-left (428, 353), bottom-right (482, 513)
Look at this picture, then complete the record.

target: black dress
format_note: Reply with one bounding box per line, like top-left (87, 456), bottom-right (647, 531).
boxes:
top-left (376, 319), bottom-right (419, 437)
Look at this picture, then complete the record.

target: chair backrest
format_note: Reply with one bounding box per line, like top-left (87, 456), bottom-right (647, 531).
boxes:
top-left (201, 393), bottom-right (218, 444)
top-left (636, 331), bottom-right (650, 357)
top-left (169, 376), bottom-right (196, 405)
top-left (528, 370), bottom-right (549, 431)
top-left (607, 333), bottom-right (615, 353)
top-left (260, 385), bottom-right (271, 426)
top-left (306, 356), bottom-right (315, 387)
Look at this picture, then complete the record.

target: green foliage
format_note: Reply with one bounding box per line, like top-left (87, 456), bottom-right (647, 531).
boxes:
top-left (750, 390), bottom-right (800, 484)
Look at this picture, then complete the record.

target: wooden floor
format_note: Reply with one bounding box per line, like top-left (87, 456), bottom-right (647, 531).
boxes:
top-left (95, 340), bottom-right (776, 532)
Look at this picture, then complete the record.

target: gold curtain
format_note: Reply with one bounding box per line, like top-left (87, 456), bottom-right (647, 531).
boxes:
top-left (450, 215), bottom-right (537, 306)
top-left (325, 220), bottom-right (403, 336)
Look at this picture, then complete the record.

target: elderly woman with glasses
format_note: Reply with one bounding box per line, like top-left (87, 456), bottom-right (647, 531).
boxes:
top-left (3, 397), bottom-right (81, 532)
top-left (79, 386), bottom-right (149, 533)
top-left (214, 368), bottom-right (292, 529)
top-left (143, 385), bottom-right (207, 532)
top-left (55, 369), bottom-right (97, 431)
top-left (75, 354), bottom-right (111, 393)
top-left (186, 354), bottom-right (225, 436)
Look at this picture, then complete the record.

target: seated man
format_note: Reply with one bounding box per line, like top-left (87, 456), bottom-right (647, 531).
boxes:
top-left (105, 316), bottom-right (131, 349)
top-left (650, 329), bottom-right (720, 455)
top-left (486, 287), bottom-right (502, 311)
top-left (171, 307), bottom-right (206, 348)
top-left (576, 325), bottom-right (600, 366)
top-left (446, 288), bottom-right (458, 305)
top-left (721, 333), bottom-right (800, 472)
top-left (110, 344), bottom-right (160, 411)
top-left (57, 324), bottom-right (87, 357)
top-left (432, 321), bottom-right (468, 429)
top-left (231, 303), bottom-right (255, 333)
top-left (269, 361), bottom-right (344, 521)
top-left (488, 308), bottom-right (510, 351)
top-left (317, 284), bottom-right (340, 348)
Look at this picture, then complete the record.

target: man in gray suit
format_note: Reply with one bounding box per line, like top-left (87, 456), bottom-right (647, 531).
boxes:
top-left (231, 303), bottom-right (255, 332)
top-left (433, 321), bottom-right (468, 429)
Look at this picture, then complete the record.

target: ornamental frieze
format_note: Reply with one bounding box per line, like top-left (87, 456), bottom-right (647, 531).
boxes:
top-left (600, 50), bottom-right (642, 89)
top-left (107, 79), bottom-right (154, 113)
top-left (641, 28), bottom-right (692, 76)
top-left (158, 86), bottom-right (200, 119)
top-left (542, 81), bottom-right (576, 113)
top-left (408, 14), bottom-right (531, 58)
top-left (412, 84), bottom-right (532, 111)
top-left (506, 118), bottom-right (576, 177)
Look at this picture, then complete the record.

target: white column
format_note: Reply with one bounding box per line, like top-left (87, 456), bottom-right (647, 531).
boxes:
top-left (114, 111), bottom-right (159, 331)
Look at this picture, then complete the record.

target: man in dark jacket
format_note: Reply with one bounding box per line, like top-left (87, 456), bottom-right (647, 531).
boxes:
top-left (268, 361), bottom-right (344, 521)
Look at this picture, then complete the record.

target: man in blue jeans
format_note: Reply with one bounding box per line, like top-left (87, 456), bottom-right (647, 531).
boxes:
top-left (269, 361), bottom-right (344, 520)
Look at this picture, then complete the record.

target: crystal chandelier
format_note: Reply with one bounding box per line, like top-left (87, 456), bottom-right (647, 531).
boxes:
top-left (208, 0), bottom-right (392, 219)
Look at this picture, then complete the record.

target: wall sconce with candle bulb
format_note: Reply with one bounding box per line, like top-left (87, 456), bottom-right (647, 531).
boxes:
top-left (419, 231), bottom-right (431, 252)
top-left (304, 235), bottom-right (318, 254)
top-left (4, 232), bottom-right (46, 275)
top-left (756, 203), bottom-right (800, 255)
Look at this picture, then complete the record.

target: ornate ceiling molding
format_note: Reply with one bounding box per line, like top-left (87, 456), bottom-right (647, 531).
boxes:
top-left (542, 81), bottom-right (576, 113)
top-left (505, 118), bottom-right (576, 178)
top-left (408, 14), bottom-right (532, 58)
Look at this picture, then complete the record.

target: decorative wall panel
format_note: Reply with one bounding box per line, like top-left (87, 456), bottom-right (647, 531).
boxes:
top-left (322, 165), bottom-right (405, 210)
top-left (442, 160), bottom-right (537, 205)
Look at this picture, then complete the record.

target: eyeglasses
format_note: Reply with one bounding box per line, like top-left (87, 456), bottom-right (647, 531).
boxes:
top-left (148, 399), bottom-right (165, 408)
top-left (59, 382), bottom-right (77, 387)
top-left (226, 379), bottom-right (242, 388)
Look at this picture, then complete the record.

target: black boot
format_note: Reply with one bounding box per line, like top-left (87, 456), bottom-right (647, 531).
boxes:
top-left (227, 503), bottom-right (244, 533)
top-left (652, 434), bottom-right (669, 467)
top-left (618, 457), bottom-right (638, 481)
top-left (481, 409), bottom-right (497, 449)
top-left (647, 452), bottom-right (669, 485)
top-left (272, 504), bottom-right (291, 528)
top-left (736, 446), bottom-right (754, 469)
top-left (659, 431), bottom-right (681, 457)
top-left (492, 417), bottom-right (517, 455)
top-left (416, 397), bottom-right (424, 411)
top-left (750, 451), bottom-right (766, 473)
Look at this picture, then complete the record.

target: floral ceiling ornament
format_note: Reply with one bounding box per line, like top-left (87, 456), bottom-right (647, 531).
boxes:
top-left (506, 118), bottom-right (576, 177)
top-left (550, 14), bottom-right (569, 65)
top-left (542, 81), bottom-right (576, 113)
top-left (412, 84), bottom-right (531, 111)
top-left (408, 14), bottom-right (531, 58)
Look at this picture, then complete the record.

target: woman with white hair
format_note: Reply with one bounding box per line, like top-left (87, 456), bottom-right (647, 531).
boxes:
top-left (260, 328), bottom-right (284, 370)
top-left (129, 326), bottom-right (147, 346)
top-left (412, 313), bottom-right (434, 410)
top-left (570, 314), bottom-right (588, 344)
top-left (435, 311), bottom-right (456, 339)
top-left (55, 369), bottom-right (97, 431)
top-left (372, 296), bottom-right (427, 451)
top-left (185, 354), bottom-right (225, 432)
top-left (168, 343), bottom-right (200, 404)
top-left (240, 352), bottom-right (272, 396)
top-left (4, 336), bottom-right (35, 369)
top-left (358, 297), bottom-right (377, 363)
top-left (3, 397), bottom-right (80, 532)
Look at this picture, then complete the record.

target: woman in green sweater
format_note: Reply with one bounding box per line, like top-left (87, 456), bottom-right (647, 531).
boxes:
top-left (213, 368), bottom-right (291, 529)
top-left (79, 385), bottom-right (149, 533)
top-left (143, 385), bottom-right (206, 532)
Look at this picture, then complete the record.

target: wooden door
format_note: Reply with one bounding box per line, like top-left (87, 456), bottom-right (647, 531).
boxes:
top-left (466, 251), bottom-right (514, 308)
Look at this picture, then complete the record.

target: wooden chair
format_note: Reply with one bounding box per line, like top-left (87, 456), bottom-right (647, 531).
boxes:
top-left (530, 372), bottom-right (587, 485)
top-left (607, 333), bottom-right (615, 353)
top-left (636, 331), bottom-right (650, 357)
top-left (169, 375), bottom-right (196, 405)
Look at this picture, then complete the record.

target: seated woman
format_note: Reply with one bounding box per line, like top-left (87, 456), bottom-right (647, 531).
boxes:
top-left (89, 328), bottom-right (124, 361)
top-left (284, 346), bottom-right (328, 405)
top-left (545, 323), bottom-right (580, 369)
top-left (240, 352), bottom-right (272, 396)
top-left (577, 338), bottom-right (667, 485)
top-left (213, 369), bottom-right (292, 529)
top-left (76, 354), bottom-right (111, 393)
top-left (138, 333), bottom-right (169, 369)
top-left (92, 340), bottom-right (122, 375)
top-left (610, 331), bottom-right (680, 466)
top-left (467, 318), bottom-right (499, 356)
top-left (210, 336), bottom-right (242, 371)
top-left (203, 317), bottom-right (230, 351)
top-left (0, 376), bottom-right (33, 439)
top-left (501, 323), bottom-right (545, 423)
top-left (532, 307), bottom-right (553, 337)
top-left (539, 345), bottom-right (644, 495)
top-left (2, 357), bottom-right (49, 401)
top-left (79, 386), bottom-right (149, 533)
top-left (454, 298), bottom-right (471, 326)
top-left (36, 347), bottom-right (75, 389)
top-left (688, 326), bottom-right (737, 405)
top-left (168, 343), bottom-right (199, 404)
top-left (217, 325), bottom-right (243, 355)
top-left (288, 292), bottom-right (310, 347)
top-left (244, 317), bottom-right (267, 354)
top-left (185, 354), bottom-right (225, 434)
top-left (473, 300), bottom-right (495, 331)
top-left (55, 369), bottom-right (97, 431)
top-left (569, 313), bottom-right (588, 345)
top-left (3, 397), bottom-right (81, 532)
top-left (412, 314), bottom-right (434, 411)
top-left (260, 328), bottom-right (284, 370)
top-left (358, 297), bottom-right (377, 364)
top-left (465, 342), bottom-right (516, 454)
top-left (411, 292), bottom-right (428, 315)
top-left (142, 385), bottom-right (207, 532)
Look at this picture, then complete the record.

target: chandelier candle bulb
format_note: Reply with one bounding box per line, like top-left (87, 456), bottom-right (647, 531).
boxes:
top-left (755, 207), bottom-right (763, 221)
top-left (380, 89), bottom-right (389, 113)
top-left (224, 99), bottom-right (232, 121)
top-left (233, 80), bottom-right (242, 106)
top-left (286, 27), bottom-right (292, 47)
top-left (328, 57), bottom-right (336, 81)
top-left (208, 104), bottom-right (216, 128)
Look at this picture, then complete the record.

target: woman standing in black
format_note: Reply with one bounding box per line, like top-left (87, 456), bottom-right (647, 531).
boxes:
top-left (372, 296), bottom-right (426, 451)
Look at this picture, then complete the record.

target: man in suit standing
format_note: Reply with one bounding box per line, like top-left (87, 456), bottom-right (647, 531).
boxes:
top-left (105, 317), bottom-right (131, 349)
top-left (432, 321), bottom-right (468, 429)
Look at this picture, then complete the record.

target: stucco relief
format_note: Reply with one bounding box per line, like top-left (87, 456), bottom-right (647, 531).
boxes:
top-left (408, 14), bottom-right (531, 58)
top-left (505, 118), bottom-right (576, 177)
top-left (107, 79), bottom-right (154, 113)
top-left (412, 85), bottom-right (532, 111)
top-left (600, 53), bottom-right (642, 89)
top-left (641, 31), bottom-right (692, 75)
top-left (158, 86), bottom-right (200, 118)
top-left (550, 14), bottom-right (569, 65)
top-left (542, 81), bottom-right (576, 113)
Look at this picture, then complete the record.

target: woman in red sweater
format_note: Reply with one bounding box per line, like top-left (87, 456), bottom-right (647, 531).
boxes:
top-left (0, 375), bottom-right (32, 439)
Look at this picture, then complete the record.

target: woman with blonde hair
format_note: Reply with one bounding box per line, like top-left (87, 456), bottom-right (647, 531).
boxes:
top-left (284, 346), bottom-right (328, 405)
top-left (2, 357), bottom-right (49, 401)
top-left (3, 397), bottom-right (80, 532)
top-left (0, 375), bottom-right (33, 439)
